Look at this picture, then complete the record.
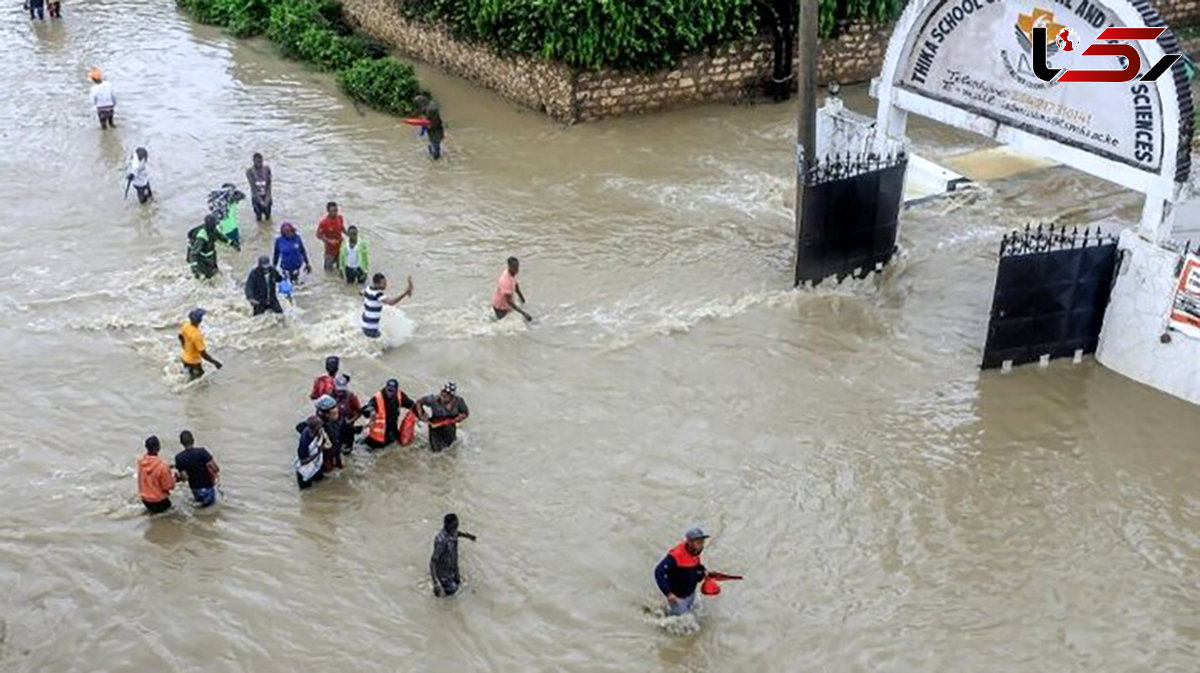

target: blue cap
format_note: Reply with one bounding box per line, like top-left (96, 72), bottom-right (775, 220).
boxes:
top-left (685, 527), bottom-right (709, 541)
top-left (188, 308), bottom-right (206, 322)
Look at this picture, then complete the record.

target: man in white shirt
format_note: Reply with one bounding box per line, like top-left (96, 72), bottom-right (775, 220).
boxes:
top-left (126, 147), bottom-right (152, 204)
top-left (89, 69), bottom-right (116, 130)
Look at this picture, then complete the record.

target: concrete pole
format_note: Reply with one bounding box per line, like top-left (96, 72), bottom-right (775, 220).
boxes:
top-left (793, 0), bottom-right (819, 285)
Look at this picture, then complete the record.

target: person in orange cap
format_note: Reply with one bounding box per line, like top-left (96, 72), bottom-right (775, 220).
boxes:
top-left (88, 69), bottom-right (116, 130)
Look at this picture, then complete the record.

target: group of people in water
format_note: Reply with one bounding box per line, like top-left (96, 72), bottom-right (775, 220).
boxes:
top-left (109, 72), bottom-right (725, 612)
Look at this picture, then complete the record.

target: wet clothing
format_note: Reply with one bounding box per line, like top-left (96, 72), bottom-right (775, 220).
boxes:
top-left (361, 286), bottom-right (384, 338)
top-left (420, 394), bottom-right (468, 452)
top-left (425, 102), bottom-right (444, 159)
top-left (137, 453), bottom-right (175, 511)
top-left (295, 423), bottom-right (328, 489)
top-left (430, 530), bottom-right (460, 596)
top-left (179, 321), bottom-right (206, 366)
top-left (174, 447), bottom-right (217, 508)
top-left (47, 0), bottom-right (60, 18)
top-left (134, 185), bottom-right (153, 204)
top-left (362, 390), bottom-right (415, 449)
top-left (311, 375), bottom-right (336, 401)
top-left (29, 0), bottom-right (44, 19)
top-left (318, 411), bottom-right (345, 472)
top-left (245, 265), bottom-right (284, 315)
top-left (492, 269), bottom-right (517, 311)
top-left (127, 154), bottom-right (151, 203)
top-left (317, 215), bottom-right (345, 265)
top-left (90, 81), bottom-right (115, 109)
top-left (339, 238), bottom-right (369, 283)
top-left (187, 225), bottom-right (221, 279)
top-left (246, 165), bottom-right (272, 221)
top-left (655, 543), bottom-right (707, 604)
top-left (273, 234), bottom-right (309, 275)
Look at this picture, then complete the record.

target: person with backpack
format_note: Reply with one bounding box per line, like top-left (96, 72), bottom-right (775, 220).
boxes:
top-left (187, 215), bottom-right (225, 280)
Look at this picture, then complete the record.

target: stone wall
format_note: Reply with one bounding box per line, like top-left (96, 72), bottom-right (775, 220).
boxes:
top-left (342, 0), bottom-right (1200, 123)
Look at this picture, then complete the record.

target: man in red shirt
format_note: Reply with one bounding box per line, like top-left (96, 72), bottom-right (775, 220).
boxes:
top-left (310, 355), bottom-right (339, 400)
top-left (316, 201), bottom-right (345, 273)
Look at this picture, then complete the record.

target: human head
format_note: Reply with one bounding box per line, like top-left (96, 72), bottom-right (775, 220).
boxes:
top-left (325, 355), bottom-right (340, 376)
top-left (305, 415), bottom-right (322, 431)
top-left (281, 222), bottom-right (296, 237)
top-left (347, 226), bottom-right (358, 243)
top-left (257, 255), bottom-right (270, 268)
top-left (204, 214), bottom-right (218, 231)
top-left (684, 527), bottom-right (709, 554)
top-left (507, 256), bottom-right (520, 276)
top-left (144, 435), bottom-right (160, 455)
top-left (179, 430), bottom-right (195, 448)
top-left (135, 147), bottom-right (148, 161)
top-left (415, 94), bottom-right (429, 109)
top-left (372, 272), bottom-right (387, 290)
top-left (443, 513), bottom-right (459, 534)
top-left (315, 394), bottom-right (338, 417)
top-left (439, 381), bottom-right (457, 403)
top-left (326, 201), bottom-right (338, 217)
top-left (334, 374), bottom-right (350, 395)
top-left (188, 307), bottom-right (206, 326)
top-left (384, 379), bottom-right (399, 398)
top-left (89, 67), bottom-right (102, 83)
top-left (252, 152), bottom-right (263, 168)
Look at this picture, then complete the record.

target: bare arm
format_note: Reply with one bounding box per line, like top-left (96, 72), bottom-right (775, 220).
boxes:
top-left (515, 282), bottom-right (526, 304)
top-left (201, 349), bottom-right (223, 369)
top-left (382, 276), bottom-right (413, 306)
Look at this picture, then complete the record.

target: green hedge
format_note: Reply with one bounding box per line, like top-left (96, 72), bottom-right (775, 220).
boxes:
top-left (178, 0), bottom-right (423, 114)
top-left (403, 0), bottom-right (906, 71)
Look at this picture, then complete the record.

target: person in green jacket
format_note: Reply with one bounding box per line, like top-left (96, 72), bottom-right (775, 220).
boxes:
top-left (187, 215), bottom-right (225, 280)
top-left (208, 184), bottom-right (246, 251)
top-left (338, 225), bottom-right (370, 285)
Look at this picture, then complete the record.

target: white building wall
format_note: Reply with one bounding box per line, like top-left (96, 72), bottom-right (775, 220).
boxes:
top-left (1096, 229), bottom-right (1200, 405)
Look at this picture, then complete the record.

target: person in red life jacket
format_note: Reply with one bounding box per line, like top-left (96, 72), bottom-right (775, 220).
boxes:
top-left (310, 355), bottom-right (340, 400)
top-left (137, 436), bottom-right (176, 514)
top-left (332, 374), bottom-right (362, 453)
top-left (654, 527), bottom-right (710, 616)
top-left (361, 378), bottom-right (421, 450)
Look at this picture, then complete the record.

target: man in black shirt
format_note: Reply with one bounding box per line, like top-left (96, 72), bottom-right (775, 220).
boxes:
top-left (418, 381), bottom-right (469, 452)
top-left (245, 255), bottom-right (284, 315)
top-left (174, 430), bottom-right (220, 508)
top-left (430, 513), bottom-right (475, 596)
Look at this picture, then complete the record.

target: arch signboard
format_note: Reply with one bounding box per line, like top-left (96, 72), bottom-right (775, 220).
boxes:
top-left (872, 0), bottom-right (1193, 237)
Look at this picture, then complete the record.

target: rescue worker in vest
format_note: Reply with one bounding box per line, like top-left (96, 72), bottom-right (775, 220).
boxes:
top-left (654, 527), bottom-right (710, 616)
top-left (295, 415), bottom-right (328, 490)
top-left (310, 355), bottom-right (340, 400)
top-left (430, 513), bottom-right (477, 597)
top-left (187, 215), bottom-right (225, 280)
top-left (314, 394), bottom-right (344, 472)
top-left (418, 382), bottom-right (469, 452)
top-left (361, 379), bottom-right (421, 450)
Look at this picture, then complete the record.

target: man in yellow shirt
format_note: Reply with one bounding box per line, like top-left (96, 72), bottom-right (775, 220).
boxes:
top-left (178, 308), bottom-right (223, 380)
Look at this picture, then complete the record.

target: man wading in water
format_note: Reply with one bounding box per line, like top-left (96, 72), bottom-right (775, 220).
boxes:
top-left (418, 382), bottom-right (469, 452)
top-left (492, 257), bottom-right (533, 322)
top-left (431, 513), bottom-right (476, 596)
top-left (178, 308), bottom-right (223, 380)
top-left (246, 153), bottom-right (272, 222)
top-left (361, 273), bottom-right (413, 339)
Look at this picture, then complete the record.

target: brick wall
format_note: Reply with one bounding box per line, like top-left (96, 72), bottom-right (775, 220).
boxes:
top-left (342, 0), bottom-right (1200, 123)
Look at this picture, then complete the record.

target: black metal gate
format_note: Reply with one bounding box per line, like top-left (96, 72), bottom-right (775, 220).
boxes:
top-left (981, 225), bottom-right (1120, 370)
top-left (795, 152), bottom-right (907, 286)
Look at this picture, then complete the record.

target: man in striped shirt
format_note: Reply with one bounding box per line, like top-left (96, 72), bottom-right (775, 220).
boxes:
top-left (361, 272), bottom-right (413, 338)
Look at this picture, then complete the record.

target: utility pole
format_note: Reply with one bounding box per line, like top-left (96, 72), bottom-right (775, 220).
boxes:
top-left (793, 0), bottom-right (819, 285)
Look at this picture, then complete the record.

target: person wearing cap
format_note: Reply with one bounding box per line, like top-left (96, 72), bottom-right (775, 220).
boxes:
top-left (187, 214), bottom-right (225, 280)
top-left (654, 528), bottom-right (710, 616)
top-left (273, 222), bottom-right (311, 284)
top-left (173, 430), bottom-right (220, 508)
top-left (245, 256), bottom-right (284, 316)
top-left (88, 69), bottom-right (116, 130)
top-left (178, 308), bottom-right (223, 380)
top-left (361, 379), bottom-right (419, 450)
top-left (246, 153), bottom-right (273, 222)
top-left (418, 382), bottom-right (469, 453)
top-left (331, 374), bottom-right (363, 452)
top-left (492, 257), bottom-right (533, 322)
top-left (338, 225), bottom-right (370, 285)
top-left (310, 356), bottom-right (340, 400)
top-left (314, 394), bottom-right (344, 472)
top-left (430, 513), bottom-right (477, 597)
top-left (295, 415), bottom-right (329, 489)
top-left (361, 273), bottom-right (413, 339)
top-left (138, 436), bottom-right (176, 514)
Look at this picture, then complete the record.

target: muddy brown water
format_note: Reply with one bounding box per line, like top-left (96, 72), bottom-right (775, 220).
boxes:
top-left (1, 4), bottom-right (1198, 672)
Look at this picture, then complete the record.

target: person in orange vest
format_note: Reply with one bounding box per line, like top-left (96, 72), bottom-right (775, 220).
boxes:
top-left (654, 527), bottom-right (710, 616)
top-left (361, 379), bottom-right (420, 450)
top-left (137, 436), bottom-right (177, 514)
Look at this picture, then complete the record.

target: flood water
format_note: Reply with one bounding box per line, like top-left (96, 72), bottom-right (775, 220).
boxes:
top-left (2, 3), bottom-right (1198, 672)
